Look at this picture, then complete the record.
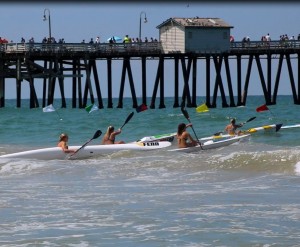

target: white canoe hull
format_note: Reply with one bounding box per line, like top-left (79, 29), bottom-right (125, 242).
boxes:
top-left (247, 124), bottom-right (282, 133)
top-left (139, 132), bottom-right (242, 143)
top-left (281, 124), bottom-right (300, 129)
top-left (138, 123), bottom-right (300, 145)
top-left (168, 134), bottom-right (250, 153)
top-left (0, 141), bottom-right (172, 160)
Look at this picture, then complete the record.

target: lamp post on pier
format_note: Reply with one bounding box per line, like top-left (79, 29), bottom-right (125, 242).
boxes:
top-left (43, 8), bottom-right (52, 43)
top-left (139, 11), bottom-right (147, 43)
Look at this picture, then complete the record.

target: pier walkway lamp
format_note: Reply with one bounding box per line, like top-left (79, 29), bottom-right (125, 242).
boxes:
top-left (139, 11), bottom-right (147, 43)
top-left (43, 8), bottom-right (52, 43)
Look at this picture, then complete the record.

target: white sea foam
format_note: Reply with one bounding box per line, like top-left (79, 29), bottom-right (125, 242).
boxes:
top-left (0, 160), bottom-right (44, 175)
top-left (294, 161), bottom-right (300, 175)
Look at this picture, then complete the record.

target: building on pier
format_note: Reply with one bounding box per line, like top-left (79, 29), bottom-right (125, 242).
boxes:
top-left (157, 17), bottom-right (233, 53)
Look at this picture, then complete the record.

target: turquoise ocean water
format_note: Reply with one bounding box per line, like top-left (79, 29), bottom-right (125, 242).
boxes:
top-left (0, 95), bottom-right (300, 246)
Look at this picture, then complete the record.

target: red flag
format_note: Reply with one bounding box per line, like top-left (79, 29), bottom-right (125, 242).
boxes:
top-left (136, 103), bottom-right (148, 113)
top-left (256, 104), bottom-right (269, 112)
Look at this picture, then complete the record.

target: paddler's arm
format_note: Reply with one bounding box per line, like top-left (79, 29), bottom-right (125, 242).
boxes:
top-left (186, 132), bottom-right (198, 145)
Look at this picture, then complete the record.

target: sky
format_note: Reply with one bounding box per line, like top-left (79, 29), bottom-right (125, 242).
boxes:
top-left (1, 1), bottom-right (300, 101)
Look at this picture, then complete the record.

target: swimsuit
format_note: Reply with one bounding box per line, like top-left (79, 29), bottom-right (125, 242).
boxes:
top-left (104, 135), bottom-right (115, 144)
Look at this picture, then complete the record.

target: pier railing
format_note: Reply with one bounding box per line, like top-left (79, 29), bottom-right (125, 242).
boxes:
top-left (1, 40), bottom-right (300, 55)
top-left (230, 40), bottom-right (300, 52)
top-left (0, 42), bottom-right (163, 55)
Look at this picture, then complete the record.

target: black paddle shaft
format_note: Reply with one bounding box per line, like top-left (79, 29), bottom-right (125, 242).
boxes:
top-left (72, 130), bottom-right (102, 156)
top-left (243, 116), bottom-right (256, 124)
top-left (120, 112), bottom-right (134, 129)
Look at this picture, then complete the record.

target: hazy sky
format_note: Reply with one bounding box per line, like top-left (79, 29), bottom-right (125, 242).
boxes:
top-left (1, 2), bottom-right (299, 100)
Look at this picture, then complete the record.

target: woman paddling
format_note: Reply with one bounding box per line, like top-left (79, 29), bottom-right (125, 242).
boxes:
top-left (176, 123), bottom-right (198, 148)
top-left (102, 126), bottom-right (125, 145)
top-left (224, 118), bottom-right (244, 135)
top-left (57, 133), bottom-right (76, 153)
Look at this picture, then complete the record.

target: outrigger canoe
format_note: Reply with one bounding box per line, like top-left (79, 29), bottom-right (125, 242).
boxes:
top-left (139, 122), bottom-right (292, 143)
top-left (201, 123), bottom-right (283, 141)
top-left (0, 141), bottom-right (172, 160)
top-left (168, 134), bottom-right (250, 153)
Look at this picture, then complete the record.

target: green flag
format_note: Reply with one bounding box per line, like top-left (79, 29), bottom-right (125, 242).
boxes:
top-left (85, 104), bottom-right (98, 113)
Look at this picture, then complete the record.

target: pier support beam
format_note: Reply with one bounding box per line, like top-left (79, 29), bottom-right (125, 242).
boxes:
top-left (224, 55), bottom-right (235, 107)
top-left (191, 56), bottom-right (197, 107)
top-left (150, 56), bottom-right (165, 109)
top-left (286, 54), bottom-right (298, 104)
top-left (83, 59), bottom-right (95, 108)
top-left (0, 59), bottom-right (4, 108)
top-left (205, 55), bottom-right (211, 107)
top-left (236, 55), bottom-right (242, 106)
top-left (241, 55), bottom-right (253, 106)
top-left (91, 60), bottom-right (103, 109)
top-left (173, 56), bottom-right (180, 108)
top-left (255, 54), bottom-right (270, 104)
top-left (212, 55), bottom-right (228, 107)
top-left (180, 56), bottom-right (192, 108)
top-left (159, 56), bottom-right (165, 109)
top-left (117, 57), bottom-right (138, 108)
top-left (107, 58), bottom-right (113, 108)
top-left (141, 56), bottom-right (147, 106)
top-left (298, 53), bottom-right (300, 104)
top-left (272, 54), bottom-right (283, 104)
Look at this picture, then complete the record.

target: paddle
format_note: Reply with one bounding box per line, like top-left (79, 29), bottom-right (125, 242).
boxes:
top-left (242, 116), bottom-right (256, 124)
top-left (181, 107), bottom-right (203, 149)
top-left (120, 112), bottom-right (134, 129)
top-left (70, 130), bottom-right (102, 157)
top-left (213, 116), bottom-right (256, 136)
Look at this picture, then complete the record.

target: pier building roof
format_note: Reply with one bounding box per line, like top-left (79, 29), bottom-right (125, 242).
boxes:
top-left (156, 17), bottom-right (233, 29)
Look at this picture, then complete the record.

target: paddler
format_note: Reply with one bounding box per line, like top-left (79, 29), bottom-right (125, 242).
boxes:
top-left (176, 123), bottom-right (198, 148)
top-left (224, 118), bottom-right (244, 135)
top-left (57, 133), bottom-right (76, 153)
top-left (102, 126), bottom-right (125, 145)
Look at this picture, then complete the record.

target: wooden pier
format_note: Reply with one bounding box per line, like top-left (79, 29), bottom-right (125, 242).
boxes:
top-left (0, 40), bottom-right (300, 109)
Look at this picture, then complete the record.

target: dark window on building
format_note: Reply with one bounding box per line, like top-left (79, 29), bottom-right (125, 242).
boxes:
top-left (223, 31), bottom-right (228, 40)
top-left (188, 32), bottom-right (193, 39)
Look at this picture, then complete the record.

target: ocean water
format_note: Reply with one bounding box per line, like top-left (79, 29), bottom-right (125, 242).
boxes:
top-left (0, 95), bottom-right (300, 246)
